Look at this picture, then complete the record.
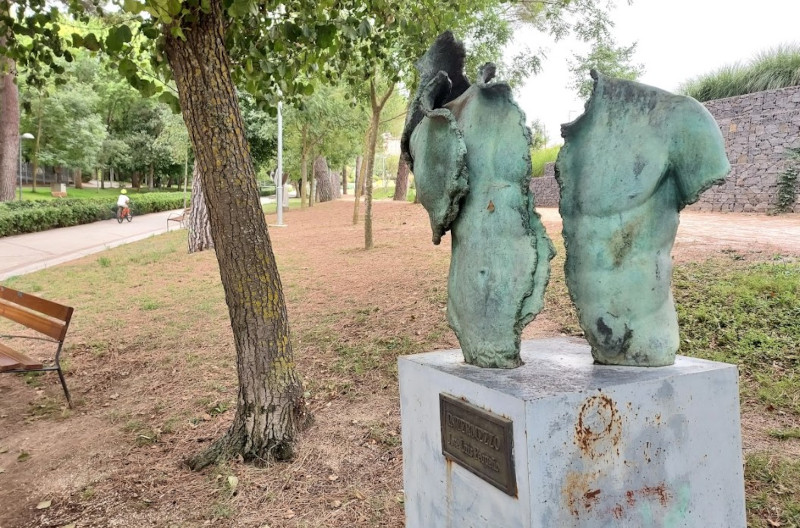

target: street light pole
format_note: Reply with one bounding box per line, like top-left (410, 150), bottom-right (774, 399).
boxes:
top-left (19, 133), bottom-right (35, 201)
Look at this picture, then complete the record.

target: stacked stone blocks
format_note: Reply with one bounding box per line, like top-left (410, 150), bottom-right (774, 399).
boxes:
top-left (530, 85), bottom-right (800, 212)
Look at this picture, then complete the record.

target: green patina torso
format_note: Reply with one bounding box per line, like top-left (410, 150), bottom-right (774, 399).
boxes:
top-left (403, 36), bottom-right (554, 368)
top-left (556, 72), bottom-right (730, 366)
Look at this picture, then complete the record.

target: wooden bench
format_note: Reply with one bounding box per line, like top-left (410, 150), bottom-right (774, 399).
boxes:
top-left (0, 286), bottom-right (74, 407)
top-left (167, 207), bottom-right (191, 229)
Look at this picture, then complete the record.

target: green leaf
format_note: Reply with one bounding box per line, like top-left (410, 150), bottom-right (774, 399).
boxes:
top-left (317, 24), bottom-right (336, 49)
top-left (106, 25), bottom-right (133, 53)
top-left (167, 0), bottom-right (183, 17)
top-left (357, 19), bottom-right (372, 37)
top-left (303, 83), bottom-right (315, 96)
top-left (118, 58), bottom-right (138, 79)
top-left (122, 0), bottom-right (144, 14)
top-left (82, 33), bottom-right (101, 52)
top-left (159, 92), bottom-right (182, 113)
top-left (141, 25), bottom-right (160, 39)
top-left (228, 0), bottom-right (253, 18)
top-left (170, 26), bottom-right (186, 40)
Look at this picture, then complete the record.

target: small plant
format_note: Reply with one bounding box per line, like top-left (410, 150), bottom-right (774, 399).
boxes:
top-left (775, 147), bottom-right (799, 213)
top-left (97, 257), bottom-right (111, 267)
top-left (768, 428), bottom-right (800, 440)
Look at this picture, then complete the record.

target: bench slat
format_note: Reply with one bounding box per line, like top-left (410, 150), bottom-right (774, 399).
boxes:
top-left (0, 286), bottom-right (73, 322)
top-left (0, 354), bottom-right (21, 372)
top-left (0, 300), bottom-right (67, 341)
top-left (0, 342), bottom-right (43, 371)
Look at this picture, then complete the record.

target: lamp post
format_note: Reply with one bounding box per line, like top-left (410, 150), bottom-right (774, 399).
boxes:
top-left (19, 133), bottom-right (35, 201)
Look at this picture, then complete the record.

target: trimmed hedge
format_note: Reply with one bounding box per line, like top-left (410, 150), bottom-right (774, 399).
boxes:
top-left (0, 193), bottom-right (187, 237)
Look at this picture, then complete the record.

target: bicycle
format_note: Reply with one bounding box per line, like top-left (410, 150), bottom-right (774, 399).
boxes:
top-left (116, 205), bottom-right (133, 223)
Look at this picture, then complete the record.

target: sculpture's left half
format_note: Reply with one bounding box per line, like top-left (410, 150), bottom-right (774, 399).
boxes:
top-left (401, 32), bottom-right (555, 368)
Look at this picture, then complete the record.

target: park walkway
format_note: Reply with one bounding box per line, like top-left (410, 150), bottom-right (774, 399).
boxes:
top-left (1, 205), bottom-right (797, 282)
top-left (0, 208), bottom-right (186, 281)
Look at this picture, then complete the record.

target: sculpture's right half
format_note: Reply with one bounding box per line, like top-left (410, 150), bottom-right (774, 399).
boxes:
top-left (556, 71), bottom-right (731, 367)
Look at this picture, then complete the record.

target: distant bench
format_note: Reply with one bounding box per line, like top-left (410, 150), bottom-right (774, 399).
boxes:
top-left (0, 286), bottom-right (74, 407)
top-left (167, 208), bottom-right (191, 229)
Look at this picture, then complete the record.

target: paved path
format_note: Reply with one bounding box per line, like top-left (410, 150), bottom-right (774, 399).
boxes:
top-left (537, 208), bottom-right (800, 255)
top-left (1, 204), bottom-right (797, 281)
top-left (0, 209), bottom-right (186, 281)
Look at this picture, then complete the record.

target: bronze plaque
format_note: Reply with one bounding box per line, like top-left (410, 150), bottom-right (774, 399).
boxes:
top-left (440, 393), bottom-right (516, 496)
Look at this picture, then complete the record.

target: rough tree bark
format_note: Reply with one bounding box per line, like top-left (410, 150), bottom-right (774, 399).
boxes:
top-left (0, 50), bottom-right (19, 201)
top-left (164, 1), bottom-right (306, 470)
top-left (393, 157), bottom-right (410, 201)
top-left (352, 151), bottom-right (365, 223)
top-left (341, 163), bottom-right (347, 195)
top-left (188, 164), bottom-right (214, 253)
top-left (74, 168), bottom-right (83, 189)
top-left (332, 171), bottom-right (341, 199)
top-left (364, 81), bottom-right (394, 249)
top-left (314, 155), bottom-right (334, 202)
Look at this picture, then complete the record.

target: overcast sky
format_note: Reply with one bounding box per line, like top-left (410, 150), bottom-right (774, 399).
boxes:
top-left (512, 0), bottom-right (800, 145)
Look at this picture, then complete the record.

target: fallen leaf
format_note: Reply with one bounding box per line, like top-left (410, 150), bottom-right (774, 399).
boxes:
top-left (61, 524), bottom-right (76, 528)
top-left (352, 490), bottom-right (366, 500)
top-left (227, 475), bottom-right (239, 493)
top-left (0, 468), bottom-right (5, 474)
top-left (36, 500), bottom-right (51, 510)
top-left (332, 500), bottom-right (342, 508)
top-left (0, 446), bottom-right (8, 454)
top-left (17, 452), bottom-right (30, 462)
top-left (328, 474), bottom-right (339, 481)
top-left (767, 520), bottom-right (781, 528)
top-left (201, 413), bottom-right (212, 421)
top-left (487, 200), bottom-right (495, 212)
top-left (284, 510), bottom-right (295, 519)
top-left (109, 393), bottom-right (119, 400)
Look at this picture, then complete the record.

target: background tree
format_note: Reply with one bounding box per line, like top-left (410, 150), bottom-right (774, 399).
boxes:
top-left (568, 37), bottom-right (644, 99)
top-left (0, 1), bottom-right (19, 201)
top-left (393, 157), bottom-right (410, 201)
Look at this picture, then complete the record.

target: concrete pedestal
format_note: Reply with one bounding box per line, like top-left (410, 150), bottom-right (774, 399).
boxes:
top-left (398, 337), bottom-right (745, 528)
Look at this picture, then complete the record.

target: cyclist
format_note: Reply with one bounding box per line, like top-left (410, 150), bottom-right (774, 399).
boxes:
top-left (116, 189), bottom-right (131, 218)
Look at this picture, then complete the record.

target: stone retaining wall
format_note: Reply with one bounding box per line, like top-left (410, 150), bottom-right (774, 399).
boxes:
top-left (529, 162), bottom-right (559, 207)
top-left (530, 85), bottom-right (800, 212)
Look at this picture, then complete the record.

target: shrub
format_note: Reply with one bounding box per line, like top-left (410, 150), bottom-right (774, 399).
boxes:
top-left (680, 44), bottom-right (800, 102)
top-left (531, 145), bottom-right (561, 177)
top-left (0, 193), bottom-right (186, 237)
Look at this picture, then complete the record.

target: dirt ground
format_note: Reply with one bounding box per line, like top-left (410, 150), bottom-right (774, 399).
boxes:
top-left (0, 198), bottom-right (798, 528)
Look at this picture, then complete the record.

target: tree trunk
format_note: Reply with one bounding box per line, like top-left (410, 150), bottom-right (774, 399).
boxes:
top-left (314, 155), bottom-right (334, 202)
top-left (74, 168), bottom-right (83, 189)
top-left (299, 125), bottom-right (308, 208)
top-left (32, 93), bottom-right (43, 192)
top-left (132, 171), bottom-right (141, 189)
top-left (352, 149), bottom-right (366, 224)
top-left (393, 157), bottom-right (410, 201)
top-left (341, 163), bottom-right (347, 195)
top-left (364, 81), bottom-right (394, 250)
top-left (165, 0), bottom-right (305, 470)
top-left (188, 163), bottom-right (214, 253)
top-left (0, 52), bottom-right (19, 201)
top-left (147, 164), bottom-right (154, 190)
top-left (332, 170), bottom-right (341, 199)
top-left (308, 152), bottom-right (316, 207)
